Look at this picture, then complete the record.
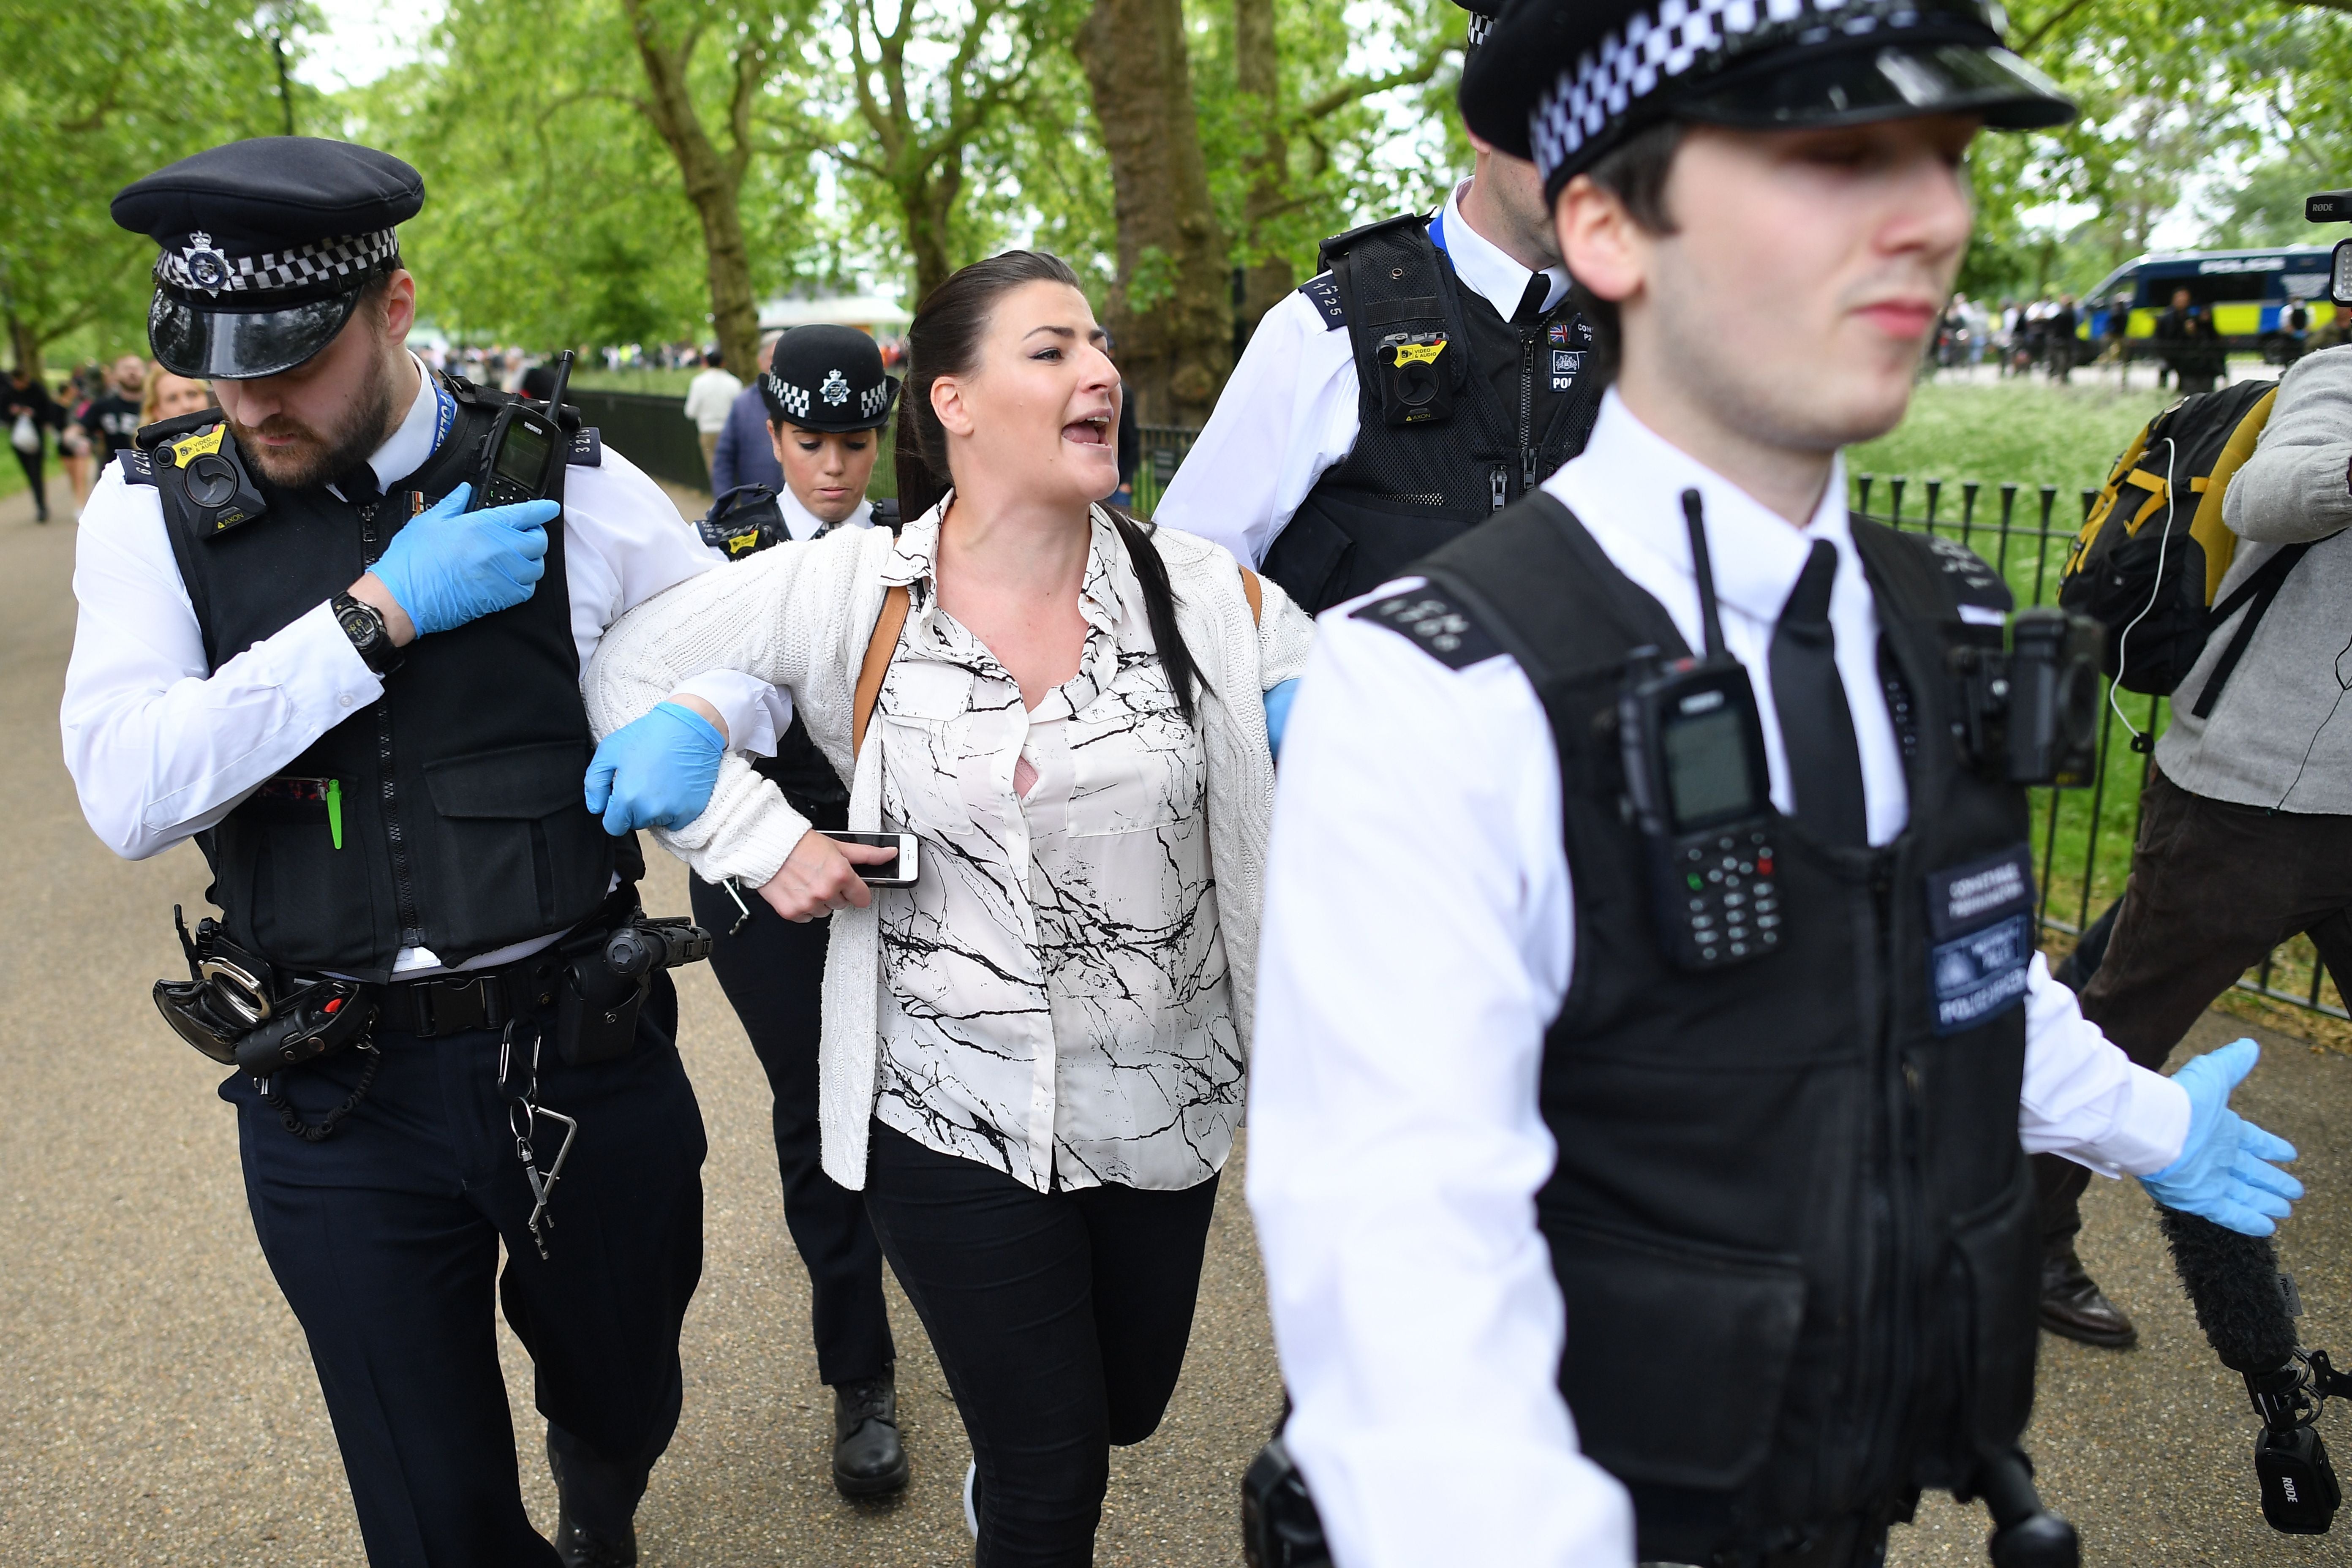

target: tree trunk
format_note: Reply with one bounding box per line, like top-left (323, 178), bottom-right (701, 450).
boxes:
top-left (1233, 0), bottom-right (1293, 339)
top-left (621, 0), bottom-right (762, 377)
top-left (901, 158), bottom-right (963, 310)
top-left (1075, 0), bottom-right (1233, 425)
top-left (6, 313), bottom-right (40, 379)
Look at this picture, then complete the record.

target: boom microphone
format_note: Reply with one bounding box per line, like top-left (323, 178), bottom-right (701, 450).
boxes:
top-left (2158, 1205), bottom-right (2347, 1532)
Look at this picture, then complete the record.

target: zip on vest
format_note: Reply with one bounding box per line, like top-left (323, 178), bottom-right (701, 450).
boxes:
top-left (358, 498), bottom-right (425, 948)
top-left (1520, 332), bottom-right (1538, 495)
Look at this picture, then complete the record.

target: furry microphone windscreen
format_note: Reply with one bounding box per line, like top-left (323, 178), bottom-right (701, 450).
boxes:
top-left (2159, 1204), bottom-right (2300, 1374)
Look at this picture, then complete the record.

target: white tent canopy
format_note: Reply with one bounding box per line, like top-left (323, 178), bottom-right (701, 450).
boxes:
top-left (757, 294), bottom-right (911, 333)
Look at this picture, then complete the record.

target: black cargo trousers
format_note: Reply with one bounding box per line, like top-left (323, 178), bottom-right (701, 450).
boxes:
top-left (223, 974), bottom-right (705, 1567)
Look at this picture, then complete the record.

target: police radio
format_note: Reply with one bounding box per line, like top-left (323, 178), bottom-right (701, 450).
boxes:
top-left (1619, 490), bottom-right (1783, 972)
top-left (471, 349), bottom-right (572, 510)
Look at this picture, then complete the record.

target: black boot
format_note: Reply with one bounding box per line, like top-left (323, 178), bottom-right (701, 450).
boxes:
top-left (833, 1363), bottom-right (911, 1498)
top-left (2039, 1249), bottom-right (2137, 1349)
top-left (548, 1436), bottom-right (641, 1567)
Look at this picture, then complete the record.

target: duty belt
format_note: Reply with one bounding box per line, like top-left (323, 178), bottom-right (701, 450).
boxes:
top-left (380, 954), bottom-right (564, 1038)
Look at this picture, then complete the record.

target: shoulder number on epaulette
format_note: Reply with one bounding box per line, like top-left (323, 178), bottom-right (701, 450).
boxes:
top-left (568, 426), bottom-right (602, 468)
top-left (1298, 273), bottom-right (1345, 332)
top-left (115, 449), bottom-right (157, 487)
top-left (1924, 534), bottom-right (2013, 611)
top-left (1350, 583), bottom-right (1503, 670)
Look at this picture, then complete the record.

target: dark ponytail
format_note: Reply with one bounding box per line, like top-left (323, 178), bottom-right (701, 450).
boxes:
top-left (901, 248), bottom-right (1200, 724)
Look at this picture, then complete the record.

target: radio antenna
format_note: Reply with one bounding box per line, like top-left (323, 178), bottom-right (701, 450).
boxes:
top-left (1681, 488), bottom-right (1728, 664)
top-left (542, 348), bottom-right (575, 420)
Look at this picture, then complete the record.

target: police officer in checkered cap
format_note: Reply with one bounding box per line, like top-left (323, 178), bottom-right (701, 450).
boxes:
top-left (1245, 6), bottom-right (2301, 1568)
top-left (66, 136), bottom-right (795, 1566)
top-left (1154, 0), bottom-right (1608, 615)
top-left (756, 322), bottom-right (900, 539)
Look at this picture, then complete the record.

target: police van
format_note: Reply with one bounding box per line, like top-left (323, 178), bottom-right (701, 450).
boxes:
top-left (2083, 246), bottom-right (2337, 360)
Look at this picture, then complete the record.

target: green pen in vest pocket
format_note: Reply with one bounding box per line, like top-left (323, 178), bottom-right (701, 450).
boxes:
top-left (327, 778), bottom-right (342, 849)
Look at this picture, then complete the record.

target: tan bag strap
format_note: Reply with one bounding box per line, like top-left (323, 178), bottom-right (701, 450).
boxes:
top-left (1239, 566), bottom-right (1263, 627)
top-left (852, 584), bottom-right (911, 757)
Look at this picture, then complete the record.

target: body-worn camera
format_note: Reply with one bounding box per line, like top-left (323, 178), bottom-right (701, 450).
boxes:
top-left (1948, 607), bottom-right (2103, 787)
top-left (1618, 492), bottom-right (1783, 972)
top-left (1375, 331), bottom-right (1454, 427)
top-left (697, 483), bottom-right (789, 559)
top-left (471, 349), bottom-right (572, 511)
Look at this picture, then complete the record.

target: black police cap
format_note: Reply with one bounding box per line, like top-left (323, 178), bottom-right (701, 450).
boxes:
top-left (1462, 0), bottom-right (2074, 201)
top-left (1450, 0), bottom-right (1502, 54)
top-left (112, 137), bottom-right (424, 381)
top-left (760, 324), bottom-right (899, 434)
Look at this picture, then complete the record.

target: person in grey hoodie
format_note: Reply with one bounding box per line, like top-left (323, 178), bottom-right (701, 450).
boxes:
top-left (2041, 343), bottom-right (2352, 1347)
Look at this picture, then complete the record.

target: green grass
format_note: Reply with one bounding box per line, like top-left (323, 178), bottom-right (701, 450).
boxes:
top-left (1848, 378), bottom-right (2175, 501)
top-left (571, 368), bottom-right (702, 397)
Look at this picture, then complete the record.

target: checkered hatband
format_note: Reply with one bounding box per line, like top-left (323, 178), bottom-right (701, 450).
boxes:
top-left (764, 373), bottom-right (813, 422)
top-left (1529, 0), bottom-right (1996, 182)
top-left (859, 382), bottom-right (890, 420)
top-left (153, 226), bottom-right (401, 298)
top-left (1467, 12), bottom-right (1495, 49)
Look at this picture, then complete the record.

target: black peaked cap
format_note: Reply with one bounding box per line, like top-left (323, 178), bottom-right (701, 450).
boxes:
top-left (761, 324), bottom-right (899, 433)
top-left (1462, 0), bottom-right (2072, 199)
top-left (112, 137), bottom-right (423, 256)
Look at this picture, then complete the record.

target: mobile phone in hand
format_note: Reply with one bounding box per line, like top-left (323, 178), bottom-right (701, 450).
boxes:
top-left (819, 830), bottom-right (919, 887)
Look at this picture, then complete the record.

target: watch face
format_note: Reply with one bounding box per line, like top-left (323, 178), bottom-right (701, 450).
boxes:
top-left (338, 602), bottom-right (381, 648)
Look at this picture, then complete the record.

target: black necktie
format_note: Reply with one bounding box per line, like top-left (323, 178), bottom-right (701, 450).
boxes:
top-left (1511, 274), bottom-right (1549, 326)
top-left (1769, 540), bottom-right (1868, 846)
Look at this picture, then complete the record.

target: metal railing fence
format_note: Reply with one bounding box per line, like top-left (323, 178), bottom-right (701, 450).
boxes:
top-left (1133, 424), bottom-right (1199, 517)
top-left (1857, 471), bottom-right (2344, 1023)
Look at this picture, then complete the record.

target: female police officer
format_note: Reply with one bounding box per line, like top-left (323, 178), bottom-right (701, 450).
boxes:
top-left (1245, 5), bottom-right (2305, 1565)
top-left (684, 324), bottom-right (916, 1499)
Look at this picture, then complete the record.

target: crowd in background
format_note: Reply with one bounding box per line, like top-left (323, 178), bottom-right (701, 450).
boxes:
top-left (4, 355), bottom-right (214, 523)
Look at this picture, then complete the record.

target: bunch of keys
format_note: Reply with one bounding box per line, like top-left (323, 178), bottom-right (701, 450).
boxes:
top-left (498, 1021), bottom-right (578, 1260)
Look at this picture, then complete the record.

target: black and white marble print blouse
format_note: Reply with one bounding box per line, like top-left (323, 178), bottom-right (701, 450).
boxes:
top-left (868, 513), bottom-right (1241, 1194)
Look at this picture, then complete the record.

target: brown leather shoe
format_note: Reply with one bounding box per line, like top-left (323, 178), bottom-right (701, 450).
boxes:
top-left (2040, 1250), bottom-right (2138, 1348)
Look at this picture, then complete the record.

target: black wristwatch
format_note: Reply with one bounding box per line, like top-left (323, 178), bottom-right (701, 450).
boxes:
top-left (332, 593), bottom-right (403, 676)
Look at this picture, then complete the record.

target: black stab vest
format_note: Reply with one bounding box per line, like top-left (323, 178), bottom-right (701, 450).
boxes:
top-left (1417, 498), bottom-right (2039, 1565)
top-left (1260, 214), bottom-right (1605, 614)
top-left (150, 386), bottom-right (616, 981)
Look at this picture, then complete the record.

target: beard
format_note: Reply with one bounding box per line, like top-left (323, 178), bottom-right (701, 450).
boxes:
top-left (226, 350), bottom-right (400, 491)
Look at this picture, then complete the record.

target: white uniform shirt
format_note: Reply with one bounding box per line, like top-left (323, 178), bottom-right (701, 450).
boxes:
top-left (61, 357), bottom-right (783, 973)
top-left (1152, 179), bottom-right (1571, 566)
top-left (1246, 390), bottom-right (2194, 1568)
top-left (871, 510), bottom-right (1238, 1193)
top-left (778, 484), bottom-right (873, 542)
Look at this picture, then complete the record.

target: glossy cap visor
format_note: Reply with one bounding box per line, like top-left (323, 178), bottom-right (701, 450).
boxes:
top-left (1677, 43), bottom-right (2074, 135)
top-left (148, 287), bottom-right (362, 380)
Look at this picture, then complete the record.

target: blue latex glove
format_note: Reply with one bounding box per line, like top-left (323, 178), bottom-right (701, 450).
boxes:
top-left (368, 482), bottom-right (557, 636)
top-left (583, 702), bottom-right (727, 835)
top-left (1264, 678), bottom-right (1302, 762)
top-left (2138, 1038), bottom-right (2303, 1236)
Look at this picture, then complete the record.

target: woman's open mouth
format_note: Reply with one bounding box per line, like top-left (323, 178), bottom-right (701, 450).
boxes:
top-left (1062, 415), bottom-right (1112, 446)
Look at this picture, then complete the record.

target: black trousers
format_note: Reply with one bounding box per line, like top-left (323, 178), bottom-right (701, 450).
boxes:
top-left (861, 1120), bottom-right (1220, 1568)
top-left (2038, 768), bottom-right (2352, 1255)
top-left (14, 441), bottom-right (46, 517)
top-left (691, 870), bottom-right (894, 1386)
top-left (223, 978), bottom-right (706, 1568)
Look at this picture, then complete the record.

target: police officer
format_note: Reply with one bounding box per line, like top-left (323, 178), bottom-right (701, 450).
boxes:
top-left (1153, 0), bottom-right (1603, 613)
top-left (681, 324), bottom-right (916, 1497)
top-left (60, 138), bottom-right (782, 1568)
top-left (1245, 6), bottom-right (2306, 1565)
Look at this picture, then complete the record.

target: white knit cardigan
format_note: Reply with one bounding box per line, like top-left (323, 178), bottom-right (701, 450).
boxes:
top-left (584, 501), bottom-right (1315, 1189)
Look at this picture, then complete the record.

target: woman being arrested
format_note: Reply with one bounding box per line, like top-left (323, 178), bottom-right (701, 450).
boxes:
top-left (585, 250), bottom-right (1312, 1566)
